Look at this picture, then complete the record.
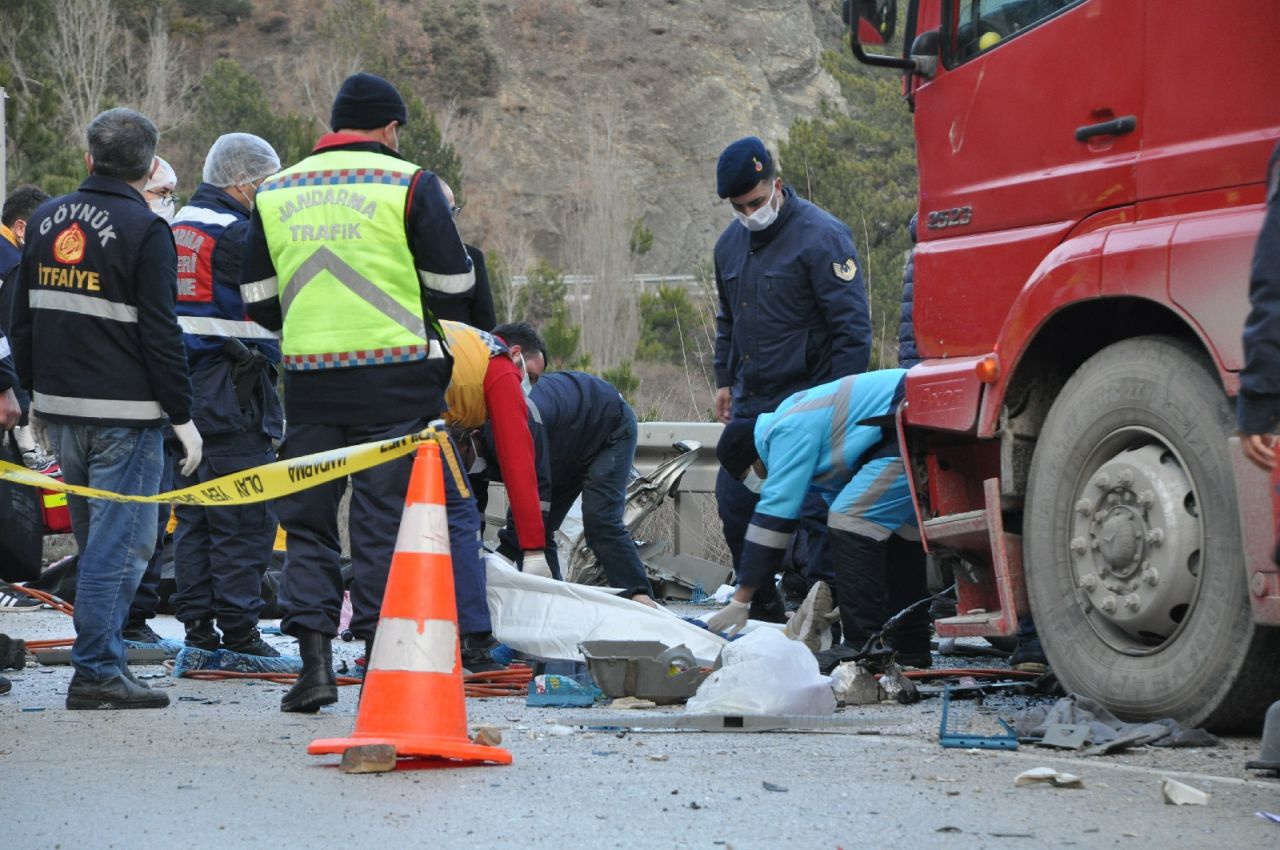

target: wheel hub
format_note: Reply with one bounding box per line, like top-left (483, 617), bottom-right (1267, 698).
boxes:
top-left (1068, 443), bottom-right (1202, 646)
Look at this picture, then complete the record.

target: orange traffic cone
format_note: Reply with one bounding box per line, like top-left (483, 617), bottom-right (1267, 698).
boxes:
top-left (308, 441), bottom-right (512, 767)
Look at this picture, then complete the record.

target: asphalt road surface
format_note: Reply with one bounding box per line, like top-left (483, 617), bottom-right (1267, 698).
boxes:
top-left (2, 609), bottom-right (1277, 850)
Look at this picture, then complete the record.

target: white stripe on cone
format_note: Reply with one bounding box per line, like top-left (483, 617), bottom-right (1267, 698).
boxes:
top-left (393, 502), bottom-right (450, 555)
top-left (367, 618), bottom-right (457, 674)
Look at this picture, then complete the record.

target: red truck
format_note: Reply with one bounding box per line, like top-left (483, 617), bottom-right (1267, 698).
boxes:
top-left (849, 0), bottom-right (1280, 728)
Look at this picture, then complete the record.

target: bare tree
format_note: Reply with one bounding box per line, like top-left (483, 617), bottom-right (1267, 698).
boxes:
top-left (566, 99), bottom-right (639, 370)
top-left (125, 11), bottom-right (195, 133)
top-left (49, 0), bottom-right (120, 139)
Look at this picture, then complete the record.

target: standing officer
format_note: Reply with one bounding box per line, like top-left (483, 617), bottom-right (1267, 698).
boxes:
top-left (434, 181), bottom-right (497, 331)
top-left (1238, 141), bottom-right (1280, 775)
top-left (10, 108), bottom-right (202, 710)
top-left (1, 186), bottom-right (55, 473)
top-left (707, 370), bottom-right (931, 669)
top-left (711, 136), bottom-right (872, 620)
top-left (168, 133), bottom-right (285, 658)
top-left (240, 73), bottom-right (474, 712)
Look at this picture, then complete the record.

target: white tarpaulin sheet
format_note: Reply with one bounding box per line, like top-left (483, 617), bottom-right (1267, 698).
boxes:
top-left (485, 553), bottom-right (728, 665)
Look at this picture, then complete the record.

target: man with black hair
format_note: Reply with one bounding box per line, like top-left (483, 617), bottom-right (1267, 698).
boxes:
top-left (241, 72), bottom-right (475, 712)
top-left (1, 184), bottom-right (55, 473)
top-left (707, 369), bottom-right (931, 669)
top-left (11, 107), bottom-right (202, 709)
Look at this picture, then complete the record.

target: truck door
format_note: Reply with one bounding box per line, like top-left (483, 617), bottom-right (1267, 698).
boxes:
top-left (912, 0), bottom-right (1143, 356)
top-left (1146, 2), bottom-right (1280, 372)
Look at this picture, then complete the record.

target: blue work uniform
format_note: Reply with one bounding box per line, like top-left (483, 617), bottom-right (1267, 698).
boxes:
top-left (166, 184), bottom-right (284, 638)
top-left (713, 186), bottom-right (872, 612)
top-left (738, 369), bottom-right (928, 652)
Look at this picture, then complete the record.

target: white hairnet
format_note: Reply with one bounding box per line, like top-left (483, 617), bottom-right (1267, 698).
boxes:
top-left (202, 133), bottom-right (281, 188)
top-left (145, 156), bottom-right (177, 193)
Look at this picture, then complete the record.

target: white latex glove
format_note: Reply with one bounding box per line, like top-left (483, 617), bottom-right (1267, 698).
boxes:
top-left (27, 410), bottom-right (50, 450)
top-left (172, 420), bottom-right (203, 477)
top-left (522, 550), bottom-right (553, 579)
top-left (705, 599), bottom-right (750, 636)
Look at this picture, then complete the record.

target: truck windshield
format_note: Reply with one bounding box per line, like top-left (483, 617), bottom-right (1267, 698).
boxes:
top-left (951, 0), bottom-right (1082, 62)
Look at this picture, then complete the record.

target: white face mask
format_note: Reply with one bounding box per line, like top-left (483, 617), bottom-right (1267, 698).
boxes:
top-left (149, 197), bottom-right (175, 223)
top-left (516, 353), bottom-right (532, 395)
top-left (742, 468), bottom-right (765, 494)
top-left (733, 182), bottom-right (779, 232)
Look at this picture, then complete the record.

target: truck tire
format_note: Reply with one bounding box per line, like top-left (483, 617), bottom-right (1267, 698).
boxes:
top-left (1025, 335), bottom-right (1280, 730)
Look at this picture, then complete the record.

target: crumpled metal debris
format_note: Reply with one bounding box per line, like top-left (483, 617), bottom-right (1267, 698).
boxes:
top-left (1007, 694), bottom-right (1219, 754)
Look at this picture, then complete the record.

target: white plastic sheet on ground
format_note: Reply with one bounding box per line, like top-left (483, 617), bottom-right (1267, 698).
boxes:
top-left (484, 553), bottom-right (727, 665)
top-left (686, 627), bottom-right (836, 716)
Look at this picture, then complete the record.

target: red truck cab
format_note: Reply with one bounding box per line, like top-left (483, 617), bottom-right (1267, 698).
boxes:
top-left (851, 0), bottom-right (1280, 728)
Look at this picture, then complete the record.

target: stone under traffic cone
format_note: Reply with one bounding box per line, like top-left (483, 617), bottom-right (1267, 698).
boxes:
top-left (308, 442), bottom-right (512, 767)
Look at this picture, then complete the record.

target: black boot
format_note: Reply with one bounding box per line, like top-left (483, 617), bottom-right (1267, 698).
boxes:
top-left (281, 630), bottom-right (337, 713)
top-left (121, 618), bottom-right (164, 644)
top-left (0, 634), bottom-right (27, 670)
top-left (460, 633), bottom-right (506, 674)
top-left (221, 626), bottom-right (281, 658)
top-left (183, 619), bottom-right (221, 651)
top-left (67, 672), bottom-right (170, 710)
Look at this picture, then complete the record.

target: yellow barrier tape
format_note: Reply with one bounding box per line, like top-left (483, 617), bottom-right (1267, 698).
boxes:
top-left (0, 428), bottom-right (450, 506)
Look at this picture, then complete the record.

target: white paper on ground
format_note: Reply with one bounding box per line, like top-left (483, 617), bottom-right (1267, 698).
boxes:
top-left (485, 553), bottom-right (728, 665)
top-left (686, 627), bottom-right (836, 716)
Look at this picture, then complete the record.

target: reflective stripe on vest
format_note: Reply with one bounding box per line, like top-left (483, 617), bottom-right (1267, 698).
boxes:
top-left (177, 315), bottom-right (278, 340)
top-left (255, 150), bottom-right (428, 370)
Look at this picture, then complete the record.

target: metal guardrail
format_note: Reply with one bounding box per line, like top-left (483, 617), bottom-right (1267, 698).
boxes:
top-left (482, 420), bottom-right (722, 559)
top-left (633, 421), bottom-right (724, 559)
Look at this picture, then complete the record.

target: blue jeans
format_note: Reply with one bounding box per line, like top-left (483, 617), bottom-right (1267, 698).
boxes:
top-left (545, 407), bottom-right (652, 598)
top-left (52, 424), bottom-right (164, 680)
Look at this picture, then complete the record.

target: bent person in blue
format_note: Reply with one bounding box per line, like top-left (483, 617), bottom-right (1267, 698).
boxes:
top-left (711, 135), bottom-right (872, 621)
top-left (168, 133), bottom-right (285, 658)
top-left (706, 369), bottom-right (931, 668)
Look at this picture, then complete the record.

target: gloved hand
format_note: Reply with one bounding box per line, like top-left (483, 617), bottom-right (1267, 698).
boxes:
top-left (705, 599), bottom-right (750, 636)
top-left (27, 410), bottom-right (50, 450)
top-left (522, 550), bottom-right (553, 579)
top-left (172, 419), bottom-right (203, 478)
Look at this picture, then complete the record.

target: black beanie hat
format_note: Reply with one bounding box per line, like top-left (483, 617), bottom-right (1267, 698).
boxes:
top-left (330, 73), bottom-right (409, 131)
top-left (716, 417), bottom-right (760, 480)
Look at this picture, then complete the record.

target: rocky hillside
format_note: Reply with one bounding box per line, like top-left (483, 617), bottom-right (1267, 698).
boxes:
top-left (191, 0), bottom-right (853, 275)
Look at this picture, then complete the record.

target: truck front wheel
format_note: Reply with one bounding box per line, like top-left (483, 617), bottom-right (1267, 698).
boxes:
top-left (1024, 335), bottom-right (1280, 729)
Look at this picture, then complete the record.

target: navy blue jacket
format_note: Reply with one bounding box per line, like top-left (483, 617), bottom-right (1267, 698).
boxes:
top-left (0, 330), bottom-right (16, 393)
top-left (482, 371), bottom-right (628, 505)
top-left (240, 135), bottom-right (472, 426)
top-left (897, 213), bottom-right (921, 368)
top-left (714, 187), bottom-right (871, 418)
top-left (172, 184), bottom-right (283, 441)
top-left (1239, 143), bottom-right (1280, 435)
top-left (10, 175), bottom-right (192, 427)
top-left (432, 244), bottom-right (497, 331)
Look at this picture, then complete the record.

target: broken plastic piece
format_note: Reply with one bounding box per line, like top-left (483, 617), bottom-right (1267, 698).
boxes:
top-left (1161, 777), bottom-right (1209, 806)
top-left (1014, 767), bottom-right (1084, 788)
